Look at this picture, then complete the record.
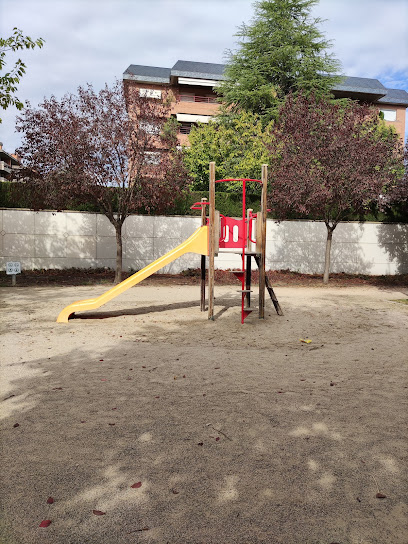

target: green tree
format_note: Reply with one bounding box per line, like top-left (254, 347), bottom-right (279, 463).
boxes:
top-left (184, 111), bottom-right (274, 191)
top-left (0, 28), bottom-right (44, 122)
top-left (218, 0), bottom-right (341, 122)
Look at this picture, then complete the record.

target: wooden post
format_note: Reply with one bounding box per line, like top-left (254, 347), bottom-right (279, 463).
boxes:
top-left (200, 198), bottom-right (207, 311)
top-left (259, 164), bottom-right (268, 319)
top-left (208, 162), bottom-right (216, 320)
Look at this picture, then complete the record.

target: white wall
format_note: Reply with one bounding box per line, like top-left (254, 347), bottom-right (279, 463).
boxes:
top-left (1, 209), bottom-right (407, 275)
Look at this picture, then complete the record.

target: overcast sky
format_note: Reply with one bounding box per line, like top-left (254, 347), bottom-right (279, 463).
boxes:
top-left (1, 0), bottom-right (407, 152)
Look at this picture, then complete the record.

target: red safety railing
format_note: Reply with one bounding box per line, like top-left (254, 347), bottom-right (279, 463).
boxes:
top-left (179, 95), bottom-right (217, 104)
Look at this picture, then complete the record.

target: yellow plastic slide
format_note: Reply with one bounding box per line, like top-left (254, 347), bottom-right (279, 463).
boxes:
top-left (57, 225), bottom-right (208, 323)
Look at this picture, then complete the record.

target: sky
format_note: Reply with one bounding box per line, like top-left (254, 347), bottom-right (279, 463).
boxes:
top-left (1, 0), bottom-right (408, 153)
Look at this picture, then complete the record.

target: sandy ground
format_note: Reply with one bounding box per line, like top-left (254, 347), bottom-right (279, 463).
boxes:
top-left (0, 283), bottom-right (407, 544)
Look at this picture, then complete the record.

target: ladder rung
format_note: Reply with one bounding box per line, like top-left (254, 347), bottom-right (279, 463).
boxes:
top-left (239, 290), bottom-right (253, 293)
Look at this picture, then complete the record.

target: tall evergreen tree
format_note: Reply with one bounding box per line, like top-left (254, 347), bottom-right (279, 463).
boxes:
top-left (218, 0), bottom-right (342, 121)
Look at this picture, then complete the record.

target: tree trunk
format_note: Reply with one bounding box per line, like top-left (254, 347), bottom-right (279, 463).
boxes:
top-left (114, 223), bottom-right (123, 284)
top-left (323, 227), bottom-right (333, 284)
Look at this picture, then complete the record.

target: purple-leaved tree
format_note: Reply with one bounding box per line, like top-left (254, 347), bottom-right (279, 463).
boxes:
top-left (16, 81), bottom-right (190, 282)
top-left (267, 94), bottom-right (405, 283)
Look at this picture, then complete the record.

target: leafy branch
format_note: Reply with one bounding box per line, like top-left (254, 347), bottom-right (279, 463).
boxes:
top-left (0, 28), bottom-right (45, 120)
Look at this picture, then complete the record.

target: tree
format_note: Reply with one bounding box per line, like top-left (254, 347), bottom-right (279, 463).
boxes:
top-left (184, 111), bottom-right (275, 191)
top-left (0, 28), bottom-right (44, 122)
top-left (218, 0), bottom-right (341, 122)
top-left (267, 94), bottom-right (404, 283)
top-left (16, 81), bottom-right (190, 283)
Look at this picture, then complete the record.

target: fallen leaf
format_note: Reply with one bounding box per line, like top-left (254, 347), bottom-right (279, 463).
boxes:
top-left (197, 442), bottom-right (203, 446)
top-left (47, 497), bottom-right (54, 504)
top-left (330, 382), bottom-right (336, 386)
top-left (39, 520), bottom-right (52, 527)
top-left (131, 482), bottom-right (142, 488)
top-left (108, 423), bottom-right (115, 426)
top-left (356, 497), bottom-right (361, 502)
top-left (300, 339), bottom-right (312, 344)
top-left (215, 437), bottom-right (220, 442)
top-left (183, 375), bottom-right (186, 378)
top-left (99, 359), bottom-right (104, 362)
top-left (13, 423), bottom-right (20, 428)
top-left (171, 489), bottom-right (180, 494)
top-left (100, 379), bottom-right (106, 382)
top-left (376, 493), bottom-right (387, 499)
top-left (93, 510), bottom-right (106, 515)
top-left (155, 396), bottom-right (160, 399)
top-left (52, 387), bottom-right (63, 390)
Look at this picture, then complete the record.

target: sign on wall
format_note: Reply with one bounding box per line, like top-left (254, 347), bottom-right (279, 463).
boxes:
top-left (6, 262), bottom-right (21, 275)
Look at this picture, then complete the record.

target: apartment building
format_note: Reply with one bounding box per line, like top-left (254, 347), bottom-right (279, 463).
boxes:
top-left (123, 60), bottom-right (408, 144)
top-left (0, 142), bottom-right (22, 182)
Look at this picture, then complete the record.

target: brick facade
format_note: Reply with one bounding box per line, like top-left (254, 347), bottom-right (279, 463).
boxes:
top-left (123, 61), bottom-right (408, 144)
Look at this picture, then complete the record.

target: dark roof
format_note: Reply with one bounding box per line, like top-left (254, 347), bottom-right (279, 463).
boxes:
top-left (331, 76), bottom-right (387, 100)
top-left (171, 60), bottom-right (225, 80)
top-left (123, 61), bottom-right (408, 106)
top-left (0, 148), bottom-right (21, 166)
top-left (377, 87), bottom-right (408, 106)
top-left (123, 64), bottom-right (171, 83)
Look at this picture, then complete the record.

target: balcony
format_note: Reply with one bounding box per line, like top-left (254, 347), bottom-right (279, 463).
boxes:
top-left (0, 161), bottom-right (12, 174)
top-left (179, 94), bottom-right (217, 104)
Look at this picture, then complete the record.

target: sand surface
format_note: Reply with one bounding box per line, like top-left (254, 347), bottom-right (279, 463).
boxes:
top-left (0, 284), bottom-right (407, 544)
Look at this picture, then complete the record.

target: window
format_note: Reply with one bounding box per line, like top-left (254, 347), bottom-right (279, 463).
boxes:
top-left (379, 109), bottom-right (397, 122)
top-left (139, 121), bottom-right (160, 134)
top-left (179, 122), bottom-right (193, 134)
top-left (139, 88), bottom-right (162, 99)
top-left (144, 151), bottom-right (161, 165)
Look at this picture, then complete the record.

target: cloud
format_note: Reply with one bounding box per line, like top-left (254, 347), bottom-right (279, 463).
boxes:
top-left (316, 0), bottom-right (408, 79)
top-left (1, 0), bottom-right (407, 152)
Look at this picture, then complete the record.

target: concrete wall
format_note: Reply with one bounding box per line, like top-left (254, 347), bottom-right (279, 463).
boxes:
top-left (1, 209), bottom-right (407, 275)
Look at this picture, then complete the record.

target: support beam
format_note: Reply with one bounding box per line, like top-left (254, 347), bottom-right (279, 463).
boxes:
top-left (259, 164), bottom-right (268, 319)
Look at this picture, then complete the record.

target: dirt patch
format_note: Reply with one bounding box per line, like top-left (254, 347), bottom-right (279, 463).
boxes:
top-left (1, 284), bottom-right (407, 543)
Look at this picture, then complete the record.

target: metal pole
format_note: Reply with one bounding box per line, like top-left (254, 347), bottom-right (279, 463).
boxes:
top-left (208, 162), bottom-right (216, 320)
top-left (200, 198), bottom-right (207, 311)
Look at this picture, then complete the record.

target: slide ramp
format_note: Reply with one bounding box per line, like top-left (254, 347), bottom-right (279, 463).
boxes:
top-left (57, 226), bottom-right (208, 323)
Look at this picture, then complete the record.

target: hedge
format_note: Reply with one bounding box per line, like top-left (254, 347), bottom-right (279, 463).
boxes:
top-left (1, 181), bottom-right (406, 222)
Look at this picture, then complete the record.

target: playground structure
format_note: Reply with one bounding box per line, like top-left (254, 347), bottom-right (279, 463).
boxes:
top-left (57, 163), bottom-right (282, 323)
